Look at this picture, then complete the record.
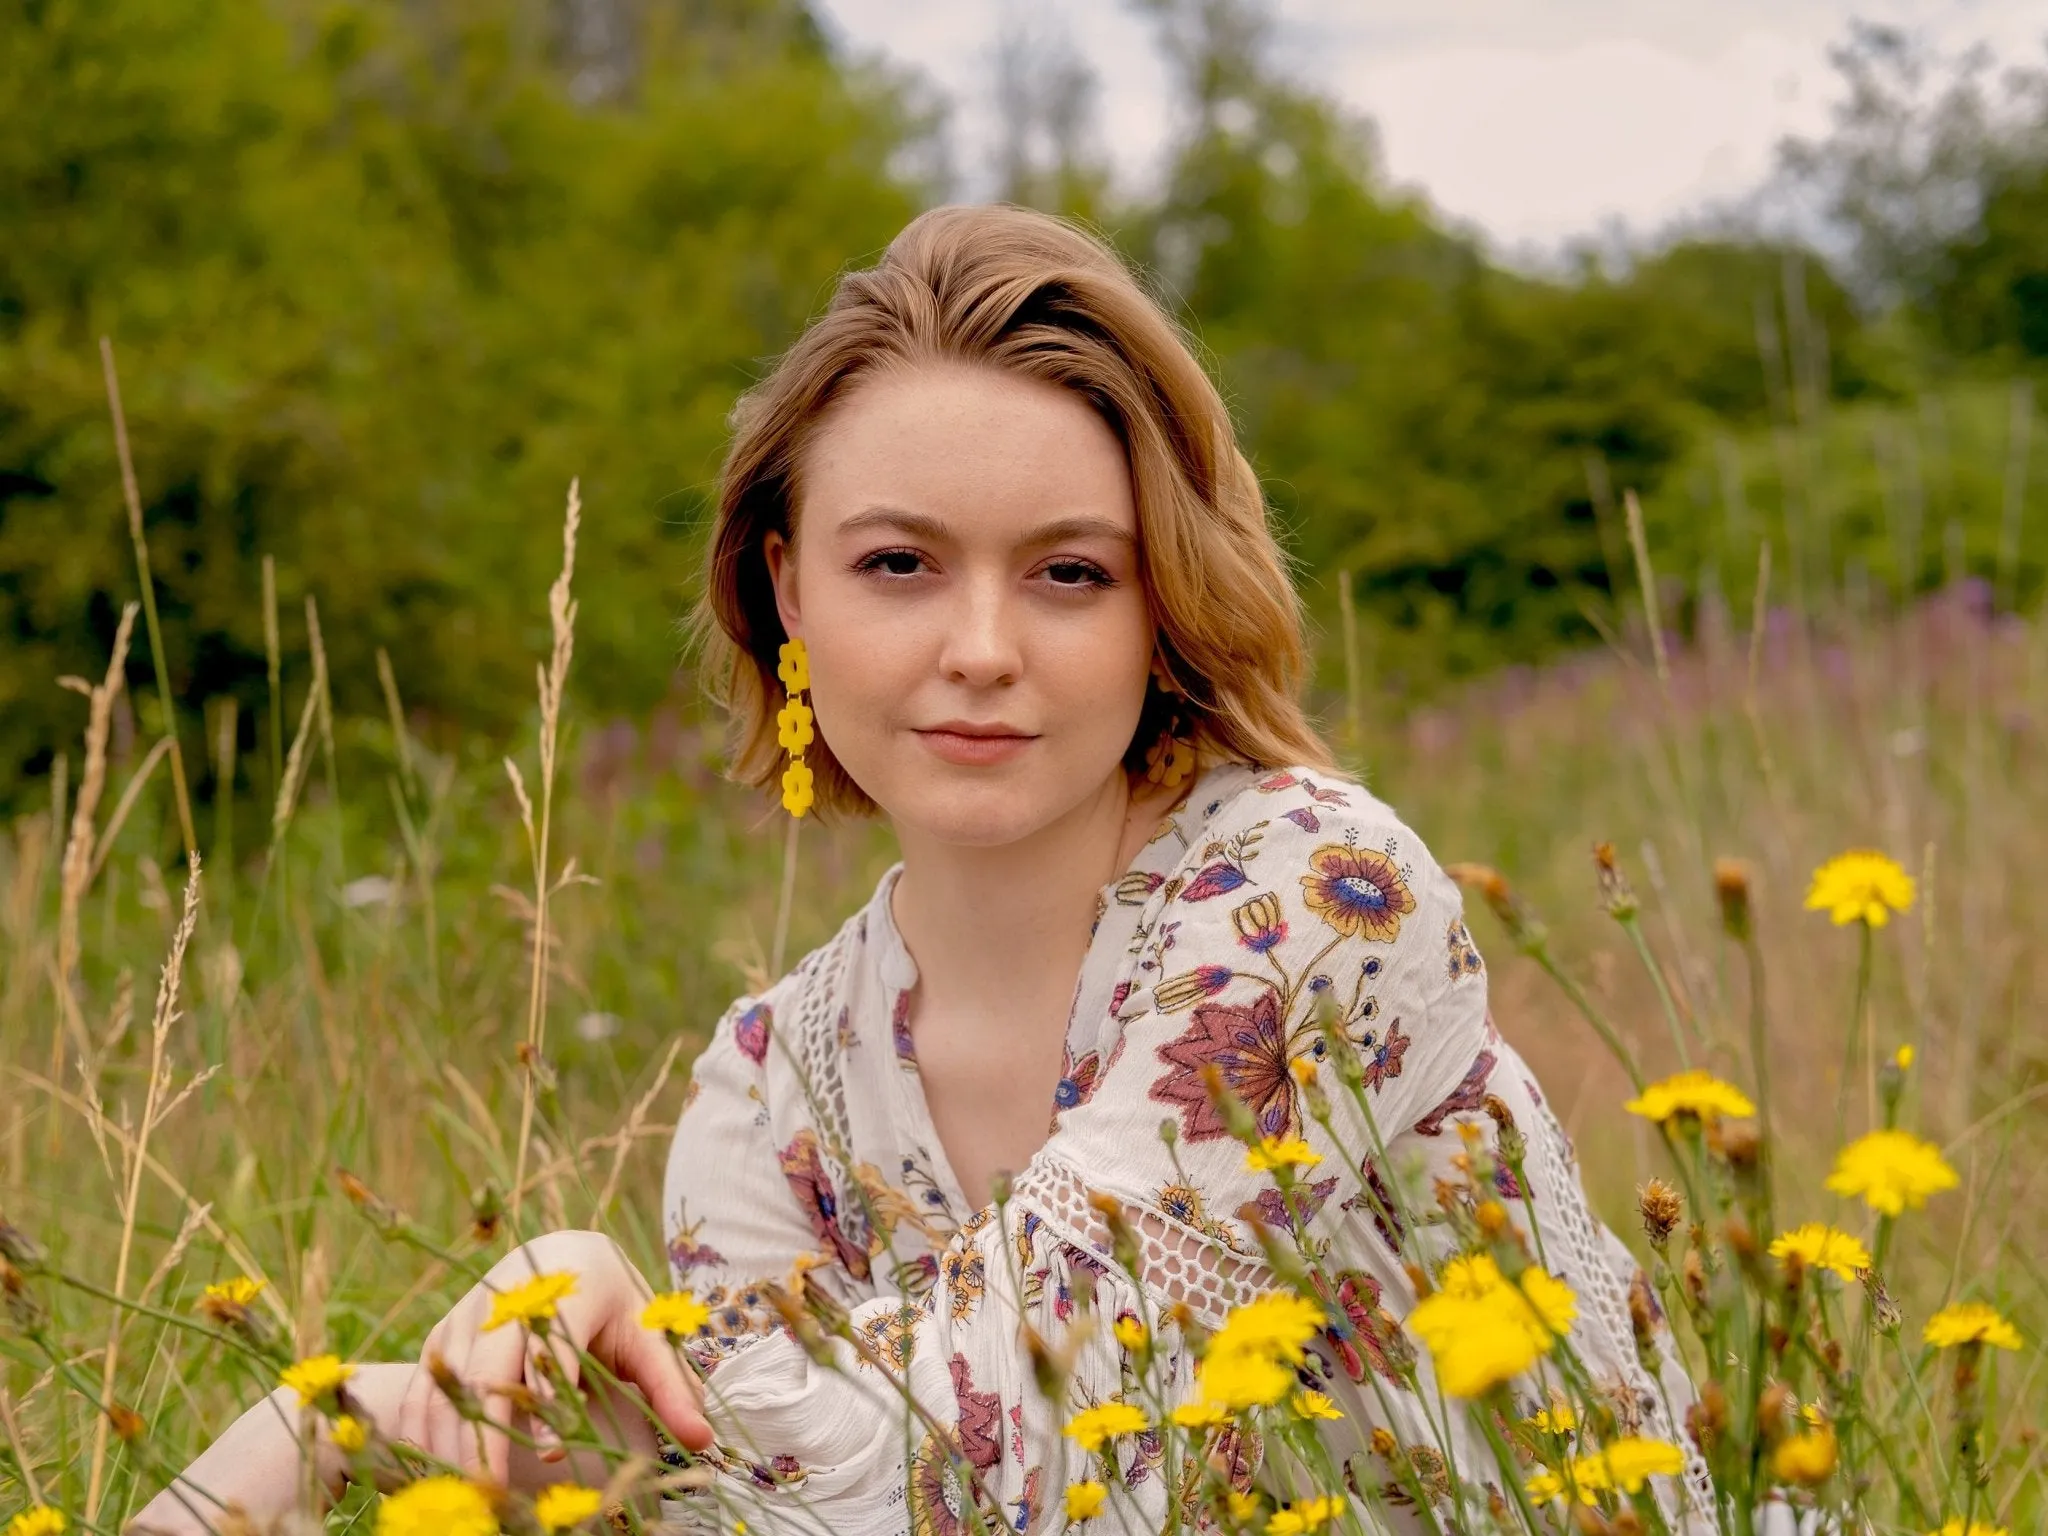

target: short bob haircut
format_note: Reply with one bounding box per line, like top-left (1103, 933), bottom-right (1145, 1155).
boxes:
top-left (698, 203), bottom-right (1335, 820)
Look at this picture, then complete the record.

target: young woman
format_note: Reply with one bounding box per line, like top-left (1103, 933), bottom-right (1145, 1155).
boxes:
top-left (141, 205), bottom-right (1714, 1534)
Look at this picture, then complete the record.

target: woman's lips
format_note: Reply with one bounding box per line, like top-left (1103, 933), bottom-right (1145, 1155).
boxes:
top-left (914, 728), bottom-right (1036, 766)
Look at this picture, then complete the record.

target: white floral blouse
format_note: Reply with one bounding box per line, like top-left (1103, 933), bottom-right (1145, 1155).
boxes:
top-left (660, 761), bottom-right (1716, 1534)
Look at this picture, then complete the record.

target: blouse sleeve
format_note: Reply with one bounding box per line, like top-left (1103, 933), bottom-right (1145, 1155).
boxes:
top-left (659, 789), bottom-right (1512, 1536)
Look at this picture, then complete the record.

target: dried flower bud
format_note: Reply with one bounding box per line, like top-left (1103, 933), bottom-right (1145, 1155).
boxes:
top-left (1444, 863), bottom-right (1545, 951)
top-left (1023, 1323), bottom-right (1066, 1403)
top-left (988, 1170), bottom-right (1013, 1206)
top-left (1157, 1117), bottom-right (1179, 1150)
top-left (335, 1168), bottom-right (408, 1240)
top-left (1706, 1117), bottom-right (1761, 1172)
top-left (1197, 1064), bottom-right (1260, 1142)
top-left (1570, 1506), bottom-right (1616, 1536)
top-left (0, 1256), bottom-right (44, 1331)
top-left (0, 1215), bottom-right (47, 1275)
top-left (1086, 1188), bottom-right (1140, 1276)
top-left (108, 1402), bottom-right (147, 1441)
top-left (1758, 1382), bottom-right (1794, 1443)
top-left (1723, 1214), bottom-right (1760, 1272)
top-left (1628, 1268), bottom-right (1660, 1351)
top-left (1592, 843), bottom-right (1638, 920)
top-left (425, 1351), bottom-right (483, 1420)
top-left (1687, 1379), bottom-right (1729, 1452)
top-left (1681, 1247), bottom-right (1709, 1311)
top-left (762, 1283), bottom-right (832, 1365)
top-left (1637, 1179), bottom-right (1684, 1248)
top-left (469, 1182), bottom-right (503, 1245)
top-left (1713, 859), bottom-right (1753, 941)
top-left (1858, 1267), bottom-right (1903, 1336)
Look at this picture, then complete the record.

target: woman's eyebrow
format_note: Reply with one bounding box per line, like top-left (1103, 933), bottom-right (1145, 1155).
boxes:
top-left (836, 505), bottom-right (1135, 548)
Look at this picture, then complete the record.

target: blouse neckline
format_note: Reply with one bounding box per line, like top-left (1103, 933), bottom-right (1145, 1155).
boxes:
top-left (858, 758), bottom-right (1260, 1216)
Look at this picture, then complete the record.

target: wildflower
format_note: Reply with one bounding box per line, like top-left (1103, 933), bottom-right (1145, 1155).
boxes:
top-left (1407, 1290), bottom-right (1545, 1398)
top-left (482, 1271), bottom-right (577, 1333)
top-left (1624, 1070), bottom-right (1755, 1125)
top-left (331, 1416), bottom-right (367, 1454)
top-left (1923, 1303), bottom-right (2023, 1352)
top-left (1224, 1490), bottom-right (1262, 1523)
top-left (1593, 842), bottom-right (1637, 920)
top-left (1112, 1315), bottom-right (1148, 1351)
top-left (1584, 1436), bottom-right (1687, 1493)
top-left (1895, 1044), bottom-right (1915, 1070)
top-left (1063, 1402), bottom-right (1149, 1453)
top-left (374, 1475), bottom-right (499, 1536)
top-left (1713, 858), bottom-right (1753, 940)
top-left (1525, 1401), bottom-right (1577, 1434)
top-left (1805, 850), bottom-right (1915, 927)
top-left (1768, 1224), bottom-right (1872, 1282)
top-left (1169, 1397), bottom-right (1234, 1428)
top-left (1063, 1482), bottom-right (1107, 1522)
top-left (1192, 1348), bottom-right (1294, 1410)
top-left (1208, 1292), bottom-right (1325, 1363)
top-left (1245, 1137), bottom-right (1323, 1174)
top-left (1290, 1389), bottom-right (1343, 1420)
top-left (1770, 1426), bottom-right (1838, 1485)
top-left (280, 1354), bottom-right (355, 1408)
top-left (640, 1291), bottom-right (712, 1340)
top-left (6, 1508), bottom-right (65, 1536)
top-left (1927, 1523), bottom-right (2007, 1536)
top-left (532, 1486), bottom-right (604, 1533)
top-left (1525, 1467), bottom-right (1595, 1505)
top-left (1518, 1268), bottom-right (1579, 1338)
top-left (200, 1276), bottom-right (265, 1312)
top-left (1638, 1179), bottom-right (1684, 1247)
top-left (1826, 1130), bottom-right (1958, 1216)
top-left (1266, 1495), bottom-right (1343, 1534)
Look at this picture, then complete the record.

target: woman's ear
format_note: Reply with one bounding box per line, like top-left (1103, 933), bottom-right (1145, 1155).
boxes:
top-left (763, 529), bottom-right (801, 641)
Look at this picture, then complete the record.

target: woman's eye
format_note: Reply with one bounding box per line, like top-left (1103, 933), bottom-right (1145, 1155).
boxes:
top-left (855, 549), bottom-right (926, 577)
top-left (1043, 559), bottom-right (1114, 589)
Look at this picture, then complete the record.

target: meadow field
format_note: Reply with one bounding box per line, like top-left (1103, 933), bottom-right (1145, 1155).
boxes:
top-left (1, 460), bottom-right (2043, 1535)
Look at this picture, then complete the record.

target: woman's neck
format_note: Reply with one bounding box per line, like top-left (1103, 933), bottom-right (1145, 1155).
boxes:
top-left (888, 767), bottom-right (1180, 1016)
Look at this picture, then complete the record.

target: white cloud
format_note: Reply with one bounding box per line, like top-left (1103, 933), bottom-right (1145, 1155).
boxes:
top-left (813, 0), bottom-right (2048, 251)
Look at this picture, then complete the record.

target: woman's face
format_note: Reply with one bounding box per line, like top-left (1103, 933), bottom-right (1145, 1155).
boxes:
top-left (765, 360), bottom-right (1153, 848)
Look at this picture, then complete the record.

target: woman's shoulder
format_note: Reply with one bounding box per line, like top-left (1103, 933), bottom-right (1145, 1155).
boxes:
top-left (1197, 761), bottom-right (1443, 867)
top-left (696, 880), bottom-right (881, 1080)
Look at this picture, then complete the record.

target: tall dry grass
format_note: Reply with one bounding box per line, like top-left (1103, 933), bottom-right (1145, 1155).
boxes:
top-left (0, 472), bottom-right (2042, 1529)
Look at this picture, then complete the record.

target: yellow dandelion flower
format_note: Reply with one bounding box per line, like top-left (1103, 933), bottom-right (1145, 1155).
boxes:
top-left (1518, 1268), bottom-right (1579, 1340)
top-left (1805, 850), bottom-right (1915, 927)
top-left (1290, 1389), bottom-right (1344, 1421)
top-left (1245, 1136), bottom-right (1324, 1174)
top-left (1770, 1426), bottom-right (1838, 1486)
top-left (1408, 1288), bottom-right (1548, 1398)
top-left (6, 1507), bottom-right (66, 1536)
top-left (1768, 1223), bottom-right (1873, 1282)
top-left (1525, 1401), bottom-right (1577, 1434)
top-left (1063, 1402), bottom-right (1150, 1453)
top-left (201, 1276), bottom-right (264, 1309)
top-left (331, 1415), bottom-right (367, 1453)
top-left (1624, 1069), bottom-right (1756, 1125)
top-left (1112, 1315), bottom-right (1148, 1351)
top-left (1826, 1130), bottom-right (1958, 1216)
top-left (1265, 1495), bottom-right (1343, 1534)
top-left (1437, 1252), bottom-right (1508, 1299)
top-left (1224, 1491), bottom-right (1262, 1522)
top-left (1585, 1436), bottom-right (1687, 1493)
top-left (1170, 1397), bottom-right (1234, 1428)
top-left (640, 1291), bottom-right (711, 1339)
top-left (1208, 1292), bottom-right (1325, 1364)
top-left (1526, 1467), bottom-right (1598, 1505)
top-left (375, 1475), bottom-right (498, 1536)
top-left (532, 1485), bottom-right (604, 1534)
top-left (1195, 1347), bottom-right (1295, 1411)
top-left (1063, 1482), bottom-right (1107, 1522)
top-left (1895, 1044), bottom-right (1915, 1070)
top-left (280, 1354), bottom-right (355, 1407)
top-left (1927, 1522), bottom-right (2007, 1536)
top-left (1923, 1302), bottom-right (2023, 1351)
top-left (482, 1271), bottom-right (577, 1333)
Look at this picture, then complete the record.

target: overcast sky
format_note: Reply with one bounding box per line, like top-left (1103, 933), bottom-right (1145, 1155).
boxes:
top-left (812, 0), bottom-right (2047, 254)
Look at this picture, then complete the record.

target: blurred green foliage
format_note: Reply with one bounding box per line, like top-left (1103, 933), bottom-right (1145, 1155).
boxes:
top-left (3, 0), bottom-right (2046, 812)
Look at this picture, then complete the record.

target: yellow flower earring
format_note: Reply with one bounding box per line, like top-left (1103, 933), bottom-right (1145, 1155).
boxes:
top-left (1145, 656), bottom-right (1196, 789)
top-left (776, 637), bottom-right (815, 818)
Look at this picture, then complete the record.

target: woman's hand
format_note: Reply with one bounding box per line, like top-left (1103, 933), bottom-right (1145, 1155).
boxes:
top-left (394, 1230), bottom-right (713, 1482)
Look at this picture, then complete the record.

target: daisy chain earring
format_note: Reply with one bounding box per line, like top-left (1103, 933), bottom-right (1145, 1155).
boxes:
top-left (776, 637), bottom-right (815, 818)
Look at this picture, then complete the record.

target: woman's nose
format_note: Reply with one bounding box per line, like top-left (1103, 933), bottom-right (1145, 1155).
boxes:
top-left (938, 575), bottom-right (1023, 686)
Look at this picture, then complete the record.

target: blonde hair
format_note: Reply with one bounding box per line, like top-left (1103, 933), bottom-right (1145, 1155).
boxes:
top-left (697, 203), bottom-right (1334, 819)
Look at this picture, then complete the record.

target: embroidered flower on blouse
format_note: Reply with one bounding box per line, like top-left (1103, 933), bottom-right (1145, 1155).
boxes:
top-left (1299, 842), bottom-right (1416, 942)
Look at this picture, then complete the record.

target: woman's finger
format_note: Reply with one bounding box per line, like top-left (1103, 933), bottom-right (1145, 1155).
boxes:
top-left (459, 1319), bottom-right (530, 1482)
top-left (607, 1315), bottom-right (714, 1451)
top-left (524, 1323), bottom-right (584, 1461)
top-left (395, 1321), bottom-right (446, 1461)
